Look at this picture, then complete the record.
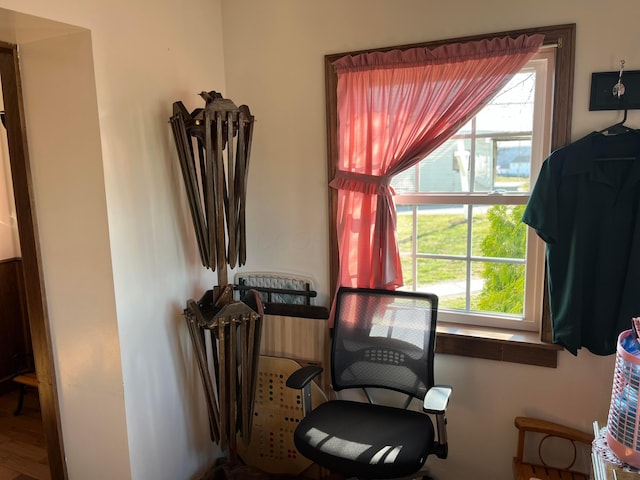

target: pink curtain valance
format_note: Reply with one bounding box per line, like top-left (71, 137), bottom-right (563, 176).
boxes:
top-left (333, 34), bottom-right (544, 72)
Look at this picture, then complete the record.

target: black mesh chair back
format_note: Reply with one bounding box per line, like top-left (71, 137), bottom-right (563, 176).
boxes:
top-left (331, 287), bottom-right (437, 400)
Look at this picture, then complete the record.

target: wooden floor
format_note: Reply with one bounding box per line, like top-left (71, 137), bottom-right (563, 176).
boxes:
top-left (0, 387), bottom-right (50, 480)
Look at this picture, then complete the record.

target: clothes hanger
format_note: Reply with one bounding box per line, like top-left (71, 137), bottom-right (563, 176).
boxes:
top-left (594, 109), bottom-right (639, 160)
top-left (598, 108), bottom-right (633, 136)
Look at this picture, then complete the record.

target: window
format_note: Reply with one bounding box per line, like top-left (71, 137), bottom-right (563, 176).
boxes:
top-left (326, 25), bottom-right (575, 366)
top-left (391, 50), bottom-right (554, 332)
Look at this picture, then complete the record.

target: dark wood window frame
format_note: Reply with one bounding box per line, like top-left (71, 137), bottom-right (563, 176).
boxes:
top-left (325, 24), bottom-right (576, 368)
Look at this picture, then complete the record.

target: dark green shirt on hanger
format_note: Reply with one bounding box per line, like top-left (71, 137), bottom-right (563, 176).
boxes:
top-left (523, 130), bottom-right (640, 355)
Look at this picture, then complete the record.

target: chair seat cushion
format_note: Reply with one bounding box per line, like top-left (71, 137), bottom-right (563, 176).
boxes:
top-left (293, 399), bottom-right (435, 479)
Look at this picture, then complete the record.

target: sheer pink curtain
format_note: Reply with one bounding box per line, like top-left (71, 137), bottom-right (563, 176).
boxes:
top-left (330, 34), bottom-right (544, 289)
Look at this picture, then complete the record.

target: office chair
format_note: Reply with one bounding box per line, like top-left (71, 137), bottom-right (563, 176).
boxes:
top-left (286, 286), bottom-right (451, 479)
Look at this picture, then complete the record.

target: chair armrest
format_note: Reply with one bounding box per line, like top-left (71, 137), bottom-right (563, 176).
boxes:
top-left (285, 364), bottom-right (323, 416)
top-left (286, 364), bottom-right (323, 390)
top-left (423, 385), bottom-right (452, 459)
top-left (423, 385), bottom-right (452, 414)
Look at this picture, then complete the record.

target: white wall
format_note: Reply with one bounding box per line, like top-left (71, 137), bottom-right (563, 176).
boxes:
top-left (219, 1), bottom-right (634, 478)
top-left (0, 2), bottom-right (226, 479)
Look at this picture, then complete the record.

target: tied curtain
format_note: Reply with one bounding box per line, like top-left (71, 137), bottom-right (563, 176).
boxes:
top-left (330, 34), bottom-right (544, 289)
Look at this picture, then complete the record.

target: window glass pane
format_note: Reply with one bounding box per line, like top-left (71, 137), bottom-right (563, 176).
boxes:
top-left (472, 137), bottom-right (494, 192)
top-left (471, 205), bottom-right (527, 259)
top-left (495, 138), bottom-right (532, 192)
top-left (397, 207), bottom-right (414, 254)
top-left (471, 261), bottom-right (525, 316)
top-left (457, 119), bottom-right (473, 135)
top-left (415, 205), bottom-right (468, 256)
top-left (392, 165), bottom-right (417, 194)
top-left (400, 256), bottom-right (413, 285)
top-left (451, 138), bottom-right (472, 193)
top-left (396, 138), bottom-right (470, 193)
top-left (475, 71), bottom-right (536, 134)
top-left (415, 258), bottom-right (467, 310)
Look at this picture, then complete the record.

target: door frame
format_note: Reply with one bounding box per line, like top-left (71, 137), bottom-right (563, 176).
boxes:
top-left (0, 41), bottom-right (67, 479)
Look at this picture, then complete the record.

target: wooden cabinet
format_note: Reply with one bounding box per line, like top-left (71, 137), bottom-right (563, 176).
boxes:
top-left (0, 257), bottom-right (32, 384)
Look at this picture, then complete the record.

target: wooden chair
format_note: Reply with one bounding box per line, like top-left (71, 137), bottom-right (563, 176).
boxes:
top-left (9, 353), bottom-right (38, 415)
top-left (12, 370), bottom-right (38, 415)
top-left (513, 416), bottom-right (594, 480)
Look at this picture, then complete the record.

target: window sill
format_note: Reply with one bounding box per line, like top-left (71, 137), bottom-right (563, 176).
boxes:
top-left (435, 323), bottom-right (561, 368)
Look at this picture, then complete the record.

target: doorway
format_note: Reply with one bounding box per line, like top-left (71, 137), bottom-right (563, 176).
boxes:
top-left (0, 41), bottom-right (67, 479)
